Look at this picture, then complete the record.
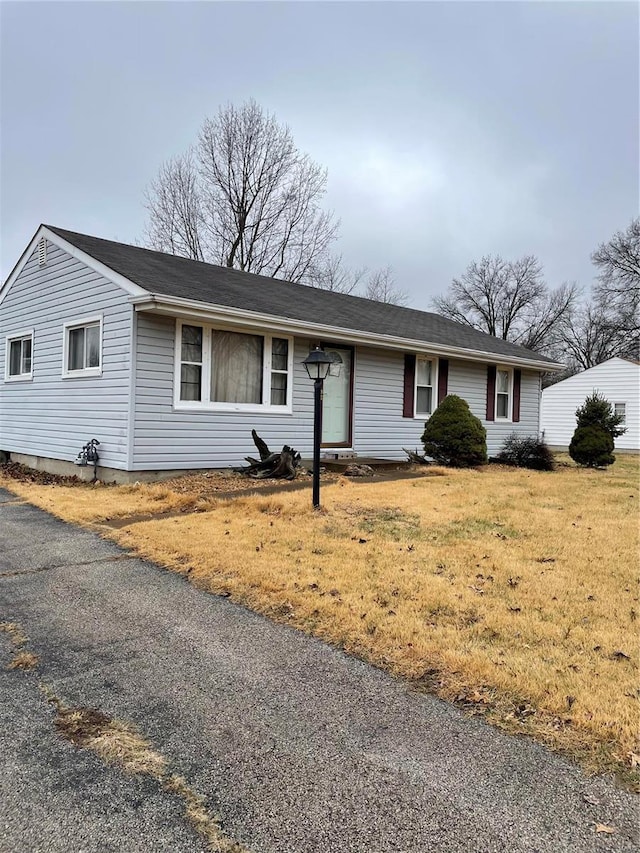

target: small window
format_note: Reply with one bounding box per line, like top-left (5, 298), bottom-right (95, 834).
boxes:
top-left (415, 356), bottom-right (435, 416)
top-left (63, 317), bottom-right (102, 376)
top-left (180, 324), bottom-right (203, 401)
top-left (495, 368), bottom-right (512, 419)
top-left (5, 332), bottom-right (33, 381)
top-left (270, 337), bottom-right (289, 406)
top-left (614, 402), bottom-right (626, 424)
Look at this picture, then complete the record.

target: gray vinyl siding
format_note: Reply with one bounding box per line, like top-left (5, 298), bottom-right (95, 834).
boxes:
top-left (132, 314), bottom-right (315, 469)
top-left (352, 350), bottom-right (540, 459)
top-left (351, 346), bottom-right (426, 456)
top-left (447, 359), bottom-right (541, 454)
top-left (0, 241), bottom-right (131, 469)
top-left (132, 319), bottom-right (543, 469)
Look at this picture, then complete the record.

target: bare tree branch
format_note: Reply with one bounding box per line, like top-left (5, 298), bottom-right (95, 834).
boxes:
top-left (590, 217), bottom-right (640, 354)
top-left (559, 297), bottom-right (639, 370)
top-left (306, 255), bottom-right (368, 294)
top-left (592, 217), bottom-right (640, 301)
top-left (364, 266), bottom-right (408, 306)
top-left (143, 150), bottom-right (204, 261)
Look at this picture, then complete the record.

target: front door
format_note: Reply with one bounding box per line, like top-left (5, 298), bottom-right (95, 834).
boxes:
top-left (322, 347), bottom-right (353, 446)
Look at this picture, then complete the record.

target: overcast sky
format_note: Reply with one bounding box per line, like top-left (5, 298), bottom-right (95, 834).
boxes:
top-left (1, 0), bottom-right (638, 309)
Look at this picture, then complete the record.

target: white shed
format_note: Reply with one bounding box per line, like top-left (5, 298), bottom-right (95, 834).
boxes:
top-left (540, 357), bottom-right (640, 451)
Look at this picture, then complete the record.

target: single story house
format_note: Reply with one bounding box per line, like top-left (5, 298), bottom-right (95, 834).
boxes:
top-left (1, 225), bottom-right (561, 481)
top-left (541, 357), bottom-right (639, 451)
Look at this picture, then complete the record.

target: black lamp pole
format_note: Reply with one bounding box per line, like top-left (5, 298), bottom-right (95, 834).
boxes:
top-left (312, 377), bottom-right (323, 508)
top-left (302, 347), bottom-right (334, 510)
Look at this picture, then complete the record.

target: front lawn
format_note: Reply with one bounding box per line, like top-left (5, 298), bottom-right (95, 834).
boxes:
top-left (2, 456), bottom-right (638, 784)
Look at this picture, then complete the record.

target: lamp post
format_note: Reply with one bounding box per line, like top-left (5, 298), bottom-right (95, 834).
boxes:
top-left (302, 347), bottom-right (334, 508)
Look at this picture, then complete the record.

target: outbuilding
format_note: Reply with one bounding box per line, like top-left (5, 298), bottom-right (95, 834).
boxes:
top-left (540, 357), bottom-right (639, 451)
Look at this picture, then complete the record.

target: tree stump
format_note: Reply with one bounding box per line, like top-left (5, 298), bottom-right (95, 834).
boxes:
top-left (233, 430), bottom-right (301, 480)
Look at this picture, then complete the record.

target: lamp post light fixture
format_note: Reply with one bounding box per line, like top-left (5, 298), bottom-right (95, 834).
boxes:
top-left (303, 347), bottom-right (334, 508)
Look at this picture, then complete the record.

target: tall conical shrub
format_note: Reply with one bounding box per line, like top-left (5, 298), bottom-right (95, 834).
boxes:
top-left (422, 395), bottom-right (487, 467)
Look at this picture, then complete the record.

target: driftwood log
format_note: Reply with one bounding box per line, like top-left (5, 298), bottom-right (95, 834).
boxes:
top-left (234, 430), bottom-right (302, 480)
top-left (403, 447), bottom-right (430, 465)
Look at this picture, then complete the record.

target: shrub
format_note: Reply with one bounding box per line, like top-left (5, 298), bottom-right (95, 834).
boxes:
top-left (422, 395), bottom-right (487, 467)
top-left (569, 424), bottom-right (615, 468)
top-left (575, 392), bottom-right (626, 440)
top-left (495, 434), bottom-right (555, 471)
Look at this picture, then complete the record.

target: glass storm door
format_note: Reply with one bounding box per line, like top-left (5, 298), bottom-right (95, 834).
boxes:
top-left (321, 347), bottom-right (352, 446)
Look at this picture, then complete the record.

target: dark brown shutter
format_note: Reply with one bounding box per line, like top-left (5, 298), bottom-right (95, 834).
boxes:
top-left (403, 354), bottom-right (416, 418)
top-left (513, 369), bottom-right (521, 423)
top-left (486, 364), bottom-right (496, 421)
top-left (437, 358), bottom-right (449, 406)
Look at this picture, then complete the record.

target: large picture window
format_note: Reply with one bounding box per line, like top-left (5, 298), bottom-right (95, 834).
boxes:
top-left (176, 321), bottom-right (292, 411)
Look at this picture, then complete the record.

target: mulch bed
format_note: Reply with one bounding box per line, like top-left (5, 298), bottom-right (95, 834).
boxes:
top-left (1, 461), bottom-right (435, 503)
top-left (0, 462), bottom-right (83, 486)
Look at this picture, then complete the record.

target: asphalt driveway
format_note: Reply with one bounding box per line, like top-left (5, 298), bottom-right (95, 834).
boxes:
top-left (0, 488), bottom-right (637, 852)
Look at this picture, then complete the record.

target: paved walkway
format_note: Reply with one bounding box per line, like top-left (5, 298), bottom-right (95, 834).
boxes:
top-left (0, 488), bottom-right (637, 852)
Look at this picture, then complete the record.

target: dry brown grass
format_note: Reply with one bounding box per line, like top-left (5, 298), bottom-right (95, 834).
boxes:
top-left (0, 477), bottom-right (206, 524)
top-left (46, 691), bottom-right (246, 851)
top-left (55, 704), bottom-right (168, 777)
top-left (5, 457), bottom-right (639, 782)
top-left (0, 621), bottom-right (28, 647)
top-left (1, 621), bottom-right (39, 671)
top-left (7, 650), bottom-right (39, 671)
top-left (0, 466), bottom-right (315, 524)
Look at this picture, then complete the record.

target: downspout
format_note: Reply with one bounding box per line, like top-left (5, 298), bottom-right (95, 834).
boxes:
top-left (538, 372), bottom-right (543, 439)
top-left (125, 306), bottom-right (137, 471)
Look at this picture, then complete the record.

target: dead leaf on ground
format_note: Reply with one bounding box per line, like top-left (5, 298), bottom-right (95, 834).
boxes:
top-left (582, 793), bottom-right (600, 806)
top-left (611, 650), bottom-right (631, 661)
top-left (594, 824), bottom-right (616, 834)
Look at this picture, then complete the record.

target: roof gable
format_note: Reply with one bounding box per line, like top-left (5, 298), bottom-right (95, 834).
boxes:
top-left (0, 225), bottom-right (148, 307)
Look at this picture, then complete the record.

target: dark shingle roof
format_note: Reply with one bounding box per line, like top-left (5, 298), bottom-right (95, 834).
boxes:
top-left (46, 226), bottom-right (558, 366)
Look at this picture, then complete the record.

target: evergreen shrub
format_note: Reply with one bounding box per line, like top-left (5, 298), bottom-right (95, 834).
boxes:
top-left (569, 425), bottom-right (615, 468)
top-left (421, 395), bottom-right (487, 467)
top-left (495, 434), bottom-right (555, 471)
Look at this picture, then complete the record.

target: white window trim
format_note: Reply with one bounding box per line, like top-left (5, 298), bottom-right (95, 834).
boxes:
top-left (495, 366), bottom-right (513, 422)
top-left (173, 319), bottom-right (294, 413)
top-left (414, 355), bottom-right (438, 418)
top-left (4, 329), bottom-right (34, 382)
top-left (61, 315), bottom-right (103, 378)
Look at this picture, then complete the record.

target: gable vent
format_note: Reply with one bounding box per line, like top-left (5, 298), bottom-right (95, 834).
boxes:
top-left (38, 237), bottom-right (47, 266)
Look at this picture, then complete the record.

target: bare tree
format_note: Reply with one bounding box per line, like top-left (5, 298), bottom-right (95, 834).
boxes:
top-left (433, 254), bottom-right (577, 353)
top-left (559, 302), bottom-right (625, 370)
top-left (144, 99), bottom-right (339, 283)
top-left (592, 217), bottom-right (640, 307)
top-left (364, 266), bottom-right (408, 306)
top-left (591, 217), bottom-right (639, 353)
top-left (558, 294), bottom-right (639, 369)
